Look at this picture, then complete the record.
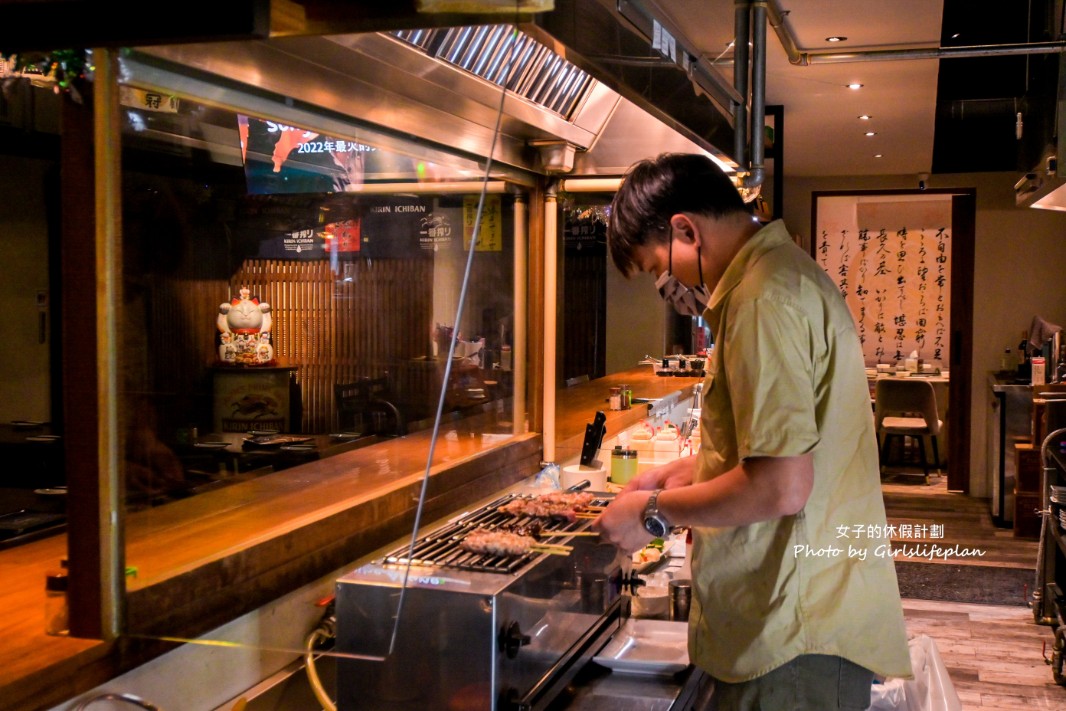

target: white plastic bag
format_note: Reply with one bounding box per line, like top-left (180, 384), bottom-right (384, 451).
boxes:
top-left (869, 634), bottom-right (962, 711)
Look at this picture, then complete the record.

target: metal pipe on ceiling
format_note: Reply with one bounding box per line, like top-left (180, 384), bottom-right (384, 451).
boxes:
top-left (766, 0), bottom-right (1066, 64)
top-left (733, 0), bottom-right (750, 170)
top-left (799, 41), bottom-right (1066, 64)
top-left (746, 0), bottom-right (767, 190)
top-left (734, 0), bottom-right (766, 193)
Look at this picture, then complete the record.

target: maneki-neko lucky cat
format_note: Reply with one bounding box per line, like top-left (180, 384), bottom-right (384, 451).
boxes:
top-left (218, 287), bottom-right (275, 366)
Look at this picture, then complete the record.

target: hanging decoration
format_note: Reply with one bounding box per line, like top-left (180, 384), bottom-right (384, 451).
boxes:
top-left (0, 49), bottom-right (91, 102)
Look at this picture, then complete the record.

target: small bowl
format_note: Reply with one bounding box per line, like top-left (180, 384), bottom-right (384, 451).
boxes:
top-left (630, 586), bottom-right (670, 619)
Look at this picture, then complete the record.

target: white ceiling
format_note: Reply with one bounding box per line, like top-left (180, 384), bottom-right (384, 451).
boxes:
top-left (648, 0), bottom-right (945, 178)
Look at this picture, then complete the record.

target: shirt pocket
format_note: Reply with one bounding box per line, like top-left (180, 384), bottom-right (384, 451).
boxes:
top-left (698, 362), bottom-right (738, 471)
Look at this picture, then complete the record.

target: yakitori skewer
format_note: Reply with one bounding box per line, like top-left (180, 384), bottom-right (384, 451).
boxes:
top-left (496, 521), bottom-right (600, 539)
top-left (460, 528), bottom-right (573, 557)
top-left (498, 491), bottom-right (599, 521)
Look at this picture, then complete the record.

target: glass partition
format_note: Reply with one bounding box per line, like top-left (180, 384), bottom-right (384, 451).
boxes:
top-left (115, 71), bottom-right (528, 653)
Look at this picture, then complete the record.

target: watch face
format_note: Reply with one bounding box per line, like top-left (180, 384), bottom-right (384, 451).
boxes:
top-left (644, 516), bottom-right (668, 538)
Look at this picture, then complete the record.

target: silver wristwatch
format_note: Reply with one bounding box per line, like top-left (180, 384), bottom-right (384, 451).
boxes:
top-left (642, 489), bottom-right (672, 538)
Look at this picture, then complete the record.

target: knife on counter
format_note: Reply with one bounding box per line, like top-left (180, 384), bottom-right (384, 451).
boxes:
top-left (579, 410), bottom-right (607, 466)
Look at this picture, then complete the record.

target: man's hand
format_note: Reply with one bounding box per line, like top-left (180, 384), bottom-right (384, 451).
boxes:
top-left (622, 455), bottom-right (695, 493)
top-left (591, 488), bottom-right (656, 553)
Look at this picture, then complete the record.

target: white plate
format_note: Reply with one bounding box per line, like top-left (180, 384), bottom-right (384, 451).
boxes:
top-left (632, 540), bottom-right (674, 574)
top-left (593, 618), bottom-right (690, 676)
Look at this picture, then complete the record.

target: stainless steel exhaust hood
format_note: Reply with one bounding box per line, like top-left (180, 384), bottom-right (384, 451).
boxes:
top-left (1016, 51), bottom-right (1066, 211)
top-left (129, 13), bottom-right (735, 179)
top-left (1015, 155), bottom-right (1066, 211)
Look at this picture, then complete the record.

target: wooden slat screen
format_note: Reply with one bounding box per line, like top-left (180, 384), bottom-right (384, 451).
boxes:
top-left (231, 258), bottom-right (435, 432)
top-left (139, 254), bottom-right (512, 436)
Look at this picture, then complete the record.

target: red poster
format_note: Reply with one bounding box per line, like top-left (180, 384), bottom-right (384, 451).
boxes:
top-left (324, 219), bottom-right (361, 253)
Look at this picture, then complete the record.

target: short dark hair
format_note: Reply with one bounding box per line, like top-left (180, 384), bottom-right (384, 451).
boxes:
top-left (607, 153), bottom-right (749, 276)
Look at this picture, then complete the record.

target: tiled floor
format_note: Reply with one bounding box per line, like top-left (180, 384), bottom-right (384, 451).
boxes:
top-left (883, 471), bottom-right (1066, 709)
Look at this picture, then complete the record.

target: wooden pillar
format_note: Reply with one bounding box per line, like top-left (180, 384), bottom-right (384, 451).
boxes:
top-left (64, 47), bottom-right (124, 640)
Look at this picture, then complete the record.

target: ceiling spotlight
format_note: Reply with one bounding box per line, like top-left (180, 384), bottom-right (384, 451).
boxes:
top-left (858, 115), bottom-right (872, 120)
top-left (847, 83), bottom-right (864, 90)
top-left (874, 154), bottom-right (883, 158)
top-left (826, 36), bottom-right (847, 42)
top-left (865, 131), bottom-right (877, 137)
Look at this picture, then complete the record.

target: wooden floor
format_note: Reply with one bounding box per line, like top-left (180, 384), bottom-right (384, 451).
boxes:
top-left (882, 470), bottom-right (1066, 710)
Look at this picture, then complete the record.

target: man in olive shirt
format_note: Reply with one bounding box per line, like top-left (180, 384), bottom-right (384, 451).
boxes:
top-left (593, 153), bottom-right (912, 710)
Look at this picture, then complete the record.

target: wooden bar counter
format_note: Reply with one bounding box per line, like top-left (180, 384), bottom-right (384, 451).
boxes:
top-left (0, 366), bottom-right (700, 710)
top-left (1, 414), bottom-right (540, 711)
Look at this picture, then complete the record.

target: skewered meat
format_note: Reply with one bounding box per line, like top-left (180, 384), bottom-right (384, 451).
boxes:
top-left (460, 528), bottom-right (538, 557)
top-left (498, 521), bottom-right (543, 540)
top-left (497, 491), bottom-right (596, 521)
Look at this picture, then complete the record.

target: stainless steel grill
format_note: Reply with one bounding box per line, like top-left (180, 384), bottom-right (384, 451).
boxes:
top-left (335, 489), bottom-right (624, 711)
top-left (381, 492), bottom-right (612, 573)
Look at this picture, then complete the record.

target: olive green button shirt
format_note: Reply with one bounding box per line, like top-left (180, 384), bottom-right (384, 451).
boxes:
top-left (689, 220), bottom-right (912, 682)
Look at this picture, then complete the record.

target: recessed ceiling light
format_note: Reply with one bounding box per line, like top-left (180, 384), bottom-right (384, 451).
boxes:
top-left (826, 36), bottom-right (847, 42)
top-left (874, 154), bottom-right (883, 158)
top-left (858, 115), bottom-right (872, 120)
top-left (865, 131), bottom-right (877, 137)
top-left (847, 83), bottom-right (864, 90)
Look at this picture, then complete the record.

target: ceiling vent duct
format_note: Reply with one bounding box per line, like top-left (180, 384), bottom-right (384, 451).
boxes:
top-left (392, 25), bottom-right (595, 119)
top-left (1017, 50), bottom-right (1066, 211)
top-left (529, 139), bottom-right (577, 173)
top-left (532, 0), bottom-right (737, 160)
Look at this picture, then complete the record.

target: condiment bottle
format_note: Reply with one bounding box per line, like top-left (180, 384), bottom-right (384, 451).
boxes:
top-left (1033, 356), bottom-right (1047, 385)
top-left (609, 387), bottom-right (622, 411)
top-left (610, 446), bottom-right (638, 484)
top-left (45, 570), bottom-right (69, 636)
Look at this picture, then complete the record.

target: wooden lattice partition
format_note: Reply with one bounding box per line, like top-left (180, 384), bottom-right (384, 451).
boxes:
top-left (138, 254), bottom-right (506, 436)
top-left (231, 258), bottom-right (436, 432)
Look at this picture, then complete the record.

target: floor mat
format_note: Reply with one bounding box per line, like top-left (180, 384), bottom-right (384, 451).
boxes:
top-left (894, 561), bottom-right (1034, 606)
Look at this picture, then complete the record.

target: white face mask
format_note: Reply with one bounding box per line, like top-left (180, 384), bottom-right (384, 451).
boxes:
top-left (654, 238), bottom-right (710, 317)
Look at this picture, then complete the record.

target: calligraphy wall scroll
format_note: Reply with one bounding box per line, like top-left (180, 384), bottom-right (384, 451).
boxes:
top-left (814, 196), bottom-right (953, 368)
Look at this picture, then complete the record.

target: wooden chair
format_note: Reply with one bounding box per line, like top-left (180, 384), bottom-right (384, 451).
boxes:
top-left (874, 378), bottom-right (942, 484)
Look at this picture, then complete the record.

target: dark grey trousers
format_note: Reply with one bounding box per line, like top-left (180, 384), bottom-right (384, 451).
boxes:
top-left (695, 654), bottom-right (874, 711)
